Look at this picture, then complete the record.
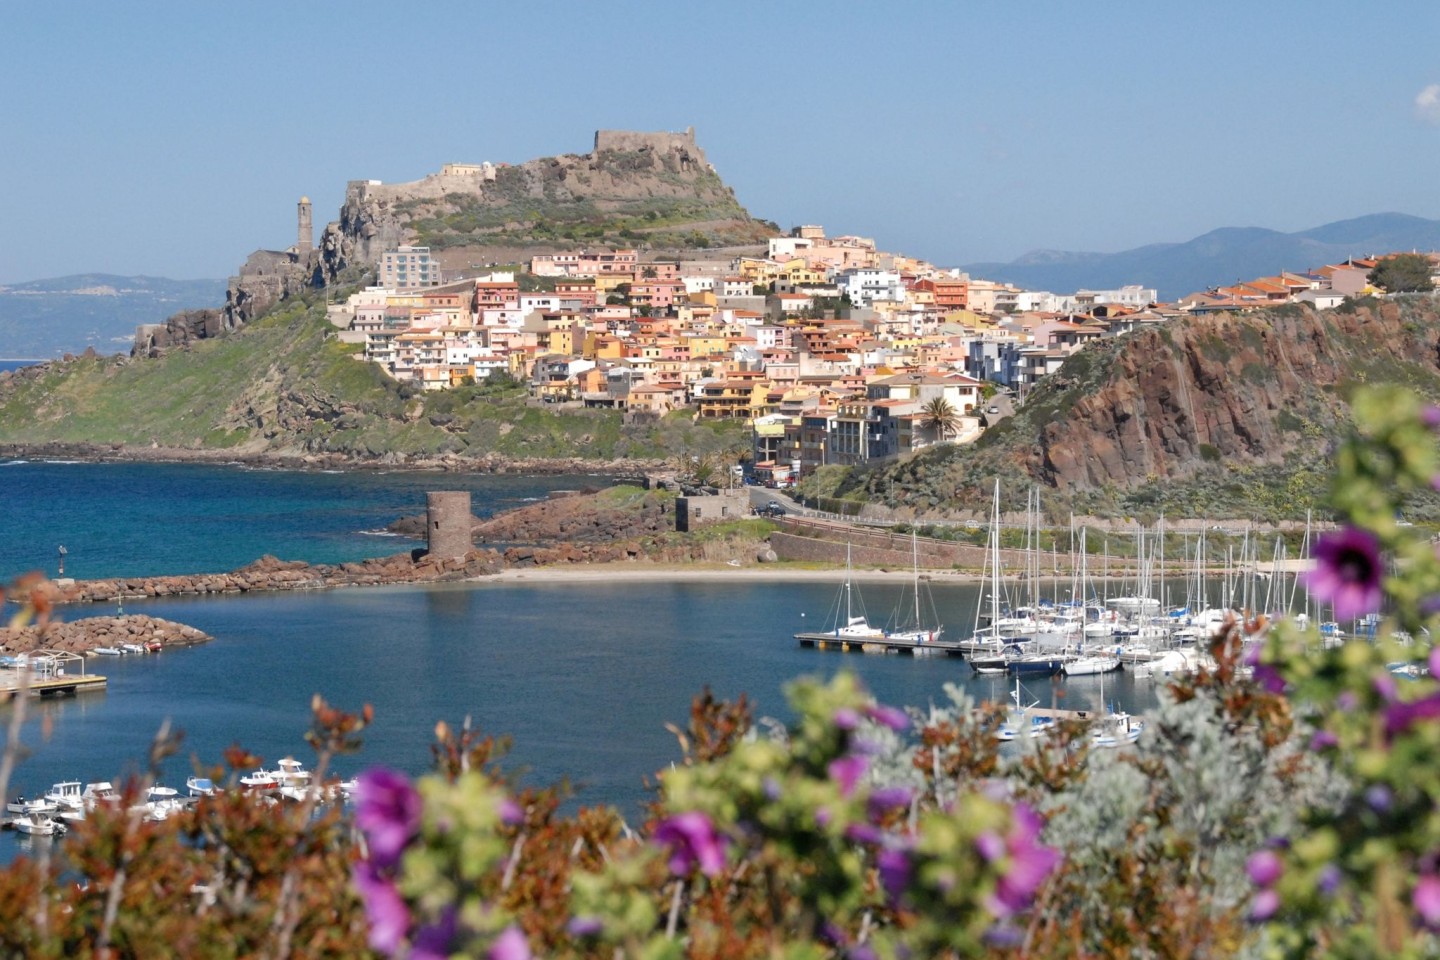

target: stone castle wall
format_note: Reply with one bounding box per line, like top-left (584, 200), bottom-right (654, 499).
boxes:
top-left (594, 128), bottom-right (697, 155)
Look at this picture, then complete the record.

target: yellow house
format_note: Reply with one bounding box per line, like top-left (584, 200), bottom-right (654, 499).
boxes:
top-left (684, 333), bottom-right (730, 357)
top-left (736, 257), bottom-right (780, 283)
top-left (594, 274), bottom-right (631, 297)
top-left (776, 261), bottom-right (828, 286)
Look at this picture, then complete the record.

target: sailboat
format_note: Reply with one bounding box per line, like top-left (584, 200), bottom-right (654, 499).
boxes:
top-left (965, 480), bottom-right (1020, 670)
top-left (795, 543), bottom-right (887, 647)
top-left (885, 531), bottom-right (944, 651)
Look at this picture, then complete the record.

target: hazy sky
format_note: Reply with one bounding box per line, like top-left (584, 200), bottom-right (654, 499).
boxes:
top-left (4, 1), bottom-right (1438, 282)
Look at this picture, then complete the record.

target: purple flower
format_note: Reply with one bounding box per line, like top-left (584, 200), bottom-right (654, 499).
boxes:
top-left (498, 797), bottom-right (524, 826)
top-left (1301, 527), bottom-right (1384, 622)
top-left (828, 754), bottom-right (869, 797)
top-left (876, 847), bottom-right (911, 904)
top-left (986, 803), bottom-right (1062, 918)
top-left (1365, 785), bottom-right (1393, 813)
top-left (833, 707), bottom-right (860, 730)
top-left (352, 862), bottom-right (411, 957)
top-left (1244, 644), bottom-right (1286, 693)
top-left (865, 704), bottom-right (909, 732)
top-left (975, 831), bottom-right (1005, 863)
top-left (1309, 729), bottom-right (1339, 750)
top-left (1384, 691), bottom-right (1440, 738)
top-left (653, 811), bottom-right (727, 877)
top-left (566, 916), bottom-right (604, 937)
top-left (411, 906), bottom-right (458, 960)
top-left (847, 946), bottom-right (879, 960)
top-left (1337, 690), bottom-right (1358, 711)
top-left (1247, 849), bottom-right (1284, 888)
top-left (489, 926), bottom-right (531, 960)
top-left (867, 786), bottom-right (914, 821)
top-left (1416, 875), bottom-right (1440, 928)
top-left (1430, 646), bottom-right (1440, 678)
top-left (845, 822), bottom-right (883, 845)
top-left (1318, 864), bottom-right (1342, 896)
top-left (1423, 406), bottom-right (1440, 430)
top-left (982, 924), bottom-right (1025, 948)
top-left (763, 776), bottom-right (782, 801)
top-left (1375, 672), bottom-right (1398, 702)
top-left (1248, 888), bottom-right (1281, 923)
top-left (355, 767), bottom-right (423, 871)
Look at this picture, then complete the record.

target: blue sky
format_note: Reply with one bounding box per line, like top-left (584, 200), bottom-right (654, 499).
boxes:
top-left (3, 1), bottom-right (1438, 282)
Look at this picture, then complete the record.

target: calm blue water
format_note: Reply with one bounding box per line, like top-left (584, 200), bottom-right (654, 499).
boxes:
top-left (0, 461), bottom-right (605, 580)
top-left (0, 361), bottom-right (39, 373)
top-left (0, 463), bottom-right (1165, 859)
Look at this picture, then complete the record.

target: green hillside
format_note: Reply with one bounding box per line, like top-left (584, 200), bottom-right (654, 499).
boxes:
top-left (0, 290), bottom-right (745, 462)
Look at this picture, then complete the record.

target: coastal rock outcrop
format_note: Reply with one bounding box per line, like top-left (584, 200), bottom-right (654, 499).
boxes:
top-left (0, 615), bottom-right (211, 655)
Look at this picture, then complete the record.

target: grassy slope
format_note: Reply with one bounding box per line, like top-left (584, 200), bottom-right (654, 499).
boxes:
top-left (0, 293), bottom-right (748, 462)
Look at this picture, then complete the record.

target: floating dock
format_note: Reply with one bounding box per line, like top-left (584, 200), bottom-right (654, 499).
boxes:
top-left (795, 632), bottom-right (969, 657)
top-left (0, 672), bottom-right (107, 699)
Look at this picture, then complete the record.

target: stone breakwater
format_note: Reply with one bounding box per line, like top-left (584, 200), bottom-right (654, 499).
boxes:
top-left (46, 551), bottom-right (508, 606)
top-left (0, 614), bottom-right (211, 655)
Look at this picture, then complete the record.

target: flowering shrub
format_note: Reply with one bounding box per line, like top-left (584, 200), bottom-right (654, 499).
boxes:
top-left (13, 382), bottom-right (1440, 956)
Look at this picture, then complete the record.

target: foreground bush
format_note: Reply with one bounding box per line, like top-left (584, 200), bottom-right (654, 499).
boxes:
top-left (7, 383), bottom-right (1440, 957)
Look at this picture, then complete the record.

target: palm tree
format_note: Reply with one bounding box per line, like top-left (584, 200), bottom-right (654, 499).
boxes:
top-left (920, 396), bottom-right (961, 443)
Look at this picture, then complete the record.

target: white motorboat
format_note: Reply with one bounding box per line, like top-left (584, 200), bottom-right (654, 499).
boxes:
top-left (1091, 713), bottom-right (1144, 749)
top-left (274, 758), bottom-right (313, 801)
top-left (13, 810), bottom-right (65, 836)
top-left (145, 785), bottom-right (183, 820)
top-left (121, 643), bottom-right (146, 655)
top-left (186, 777), bottom-right (217, 797)
top-left (91, 647), bottom-right (122, 657)
top-left (239, 770), bottom-right (279, 794)
top-left (44, 781), bottom-right (84, 811)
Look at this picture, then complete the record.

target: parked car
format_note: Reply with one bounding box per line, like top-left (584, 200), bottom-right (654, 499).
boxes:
top-left (987, 405), bottom-right (1000, 414)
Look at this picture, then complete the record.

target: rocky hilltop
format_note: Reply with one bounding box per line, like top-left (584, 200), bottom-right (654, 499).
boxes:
top-left (844, 296), bottom-right (1440, 518)
top-left (136, 129), bottom-right (774, 356)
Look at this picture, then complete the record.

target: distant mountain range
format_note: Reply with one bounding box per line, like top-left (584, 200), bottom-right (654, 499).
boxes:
top-left (963, 213), bottom-right (1440, 302)
top-left (0, 274), bottom-right (226, 358)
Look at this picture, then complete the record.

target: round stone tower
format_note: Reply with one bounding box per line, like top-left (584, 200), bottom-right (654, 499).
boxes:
top-left (425, 491), bottom-right (472, 560)
top-left (297, 196), bottom-right (313, 256)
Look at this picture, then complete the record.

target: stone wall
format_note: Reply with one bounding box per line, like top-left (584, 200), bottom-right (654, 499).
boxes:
top-left (594, 128), bottom-right (697, 154)
top-left (769, 520), bottom-right (1144, 575)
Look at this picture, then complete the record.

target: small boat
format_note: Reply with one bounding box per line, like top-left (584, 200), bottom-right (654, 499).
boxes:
top-left (274, 758), bottom-right (313, 801)
top-left (145, 641), bottom-right (162, 653)
top-left (186, 777), bottom-right (217, 798)
top-left (994, 677), bottom-right (1056, 742)
top-left (44, 781), bottom-right (83, 811)
top-left (1063, 654), bottom-right (1122, 676)
top-left (1091, 713), bottom-right (1144, 749)
top-left (239, 770), bottom-right (279, 793)
top-left (13, 811), bottom-right (65, 836)
top-left (121, 643), bottom-right (146, 655)
top-left (144, 785), bottom-right (183, 820)
top-left (5, 795), bottom-right (39, 816)
top-left (91, 647), bottom-right (122, 657)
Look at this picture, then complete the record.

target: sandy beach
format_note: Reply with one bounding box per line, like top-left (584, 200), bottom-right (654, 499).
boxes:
top-left (482, 563), bottom-right (985, 585)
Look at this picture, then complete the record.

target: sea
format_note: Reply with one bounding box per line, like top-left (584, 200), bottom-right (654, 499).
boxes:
top-left (0, 458), bottom-right (1167, 859)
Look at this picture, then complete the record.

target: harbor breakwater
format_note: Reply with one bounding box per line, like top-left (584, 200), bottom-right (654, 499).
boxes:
top-left (33, 551), bottom-right (507, 606)
top-left (0, 614), bottom-right (211, 655)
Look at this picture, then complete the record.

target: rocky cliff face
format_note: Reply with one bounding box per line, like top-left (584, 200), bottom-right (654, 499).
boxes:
top-left (1023, 300), bottom-right (1440, 490)
top-left (317, 128), bottom-right (774, 282)
top-left (850, 298), bottom-right (1440, 517)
